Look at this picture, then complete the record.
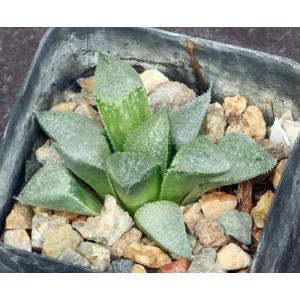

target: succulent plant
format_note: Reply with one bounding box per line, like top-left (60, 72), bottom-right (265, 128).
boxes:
top-left (18, 54), bottom-right (276, 259)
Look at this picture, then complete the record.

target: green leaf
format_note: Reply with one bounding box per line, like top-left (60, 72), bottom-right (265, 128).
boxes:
top-left (124, 109), bottom-right (170, 173)
top-left (181, 133), bottom-right (276, 205)
top-left (36, 111), bottom-right (115, 198)
top-left (160, 136), bottom-right (231, 204)
top-left (169, 87), bottom-right (211, 149)
top-left (107, 152), bottom-right (162, 214)
top-left (134, 201), bottom-right (192, 259)
top-left (94, 54), bottom-right (151, 151)
top-left (17, 164), bottom-right (102, 216)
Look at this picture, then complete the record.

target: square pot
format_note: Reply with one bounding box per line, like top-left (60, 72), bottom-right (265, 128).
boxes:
top-left (0, 28), bottom-right (300, 272)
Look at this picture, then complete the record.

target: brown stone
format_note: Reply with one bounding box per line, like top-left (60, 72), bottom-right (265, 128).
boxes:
top-left (272, 159), bottom-right (287, 188)
top-left (50, 102), bottom-right (77, 112)
top-left (131, 264), bottom-right (147, 273)
top-left (223, 95), bottom-right (247, 122)
top-left (183, 202), bottom-right (203, 233)
top-left (123, 242), bottom-right (172, 268)
top-left (53, 210), bottom-right (79, 221)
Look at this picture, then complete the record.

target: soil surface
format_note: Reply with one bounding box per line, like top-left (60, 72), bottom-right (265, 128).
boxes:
top-left (1, 27), bottom-right (300, 138)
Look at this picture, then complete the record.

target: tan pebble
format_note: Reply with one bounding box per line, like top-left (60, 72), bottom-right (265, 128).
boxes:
top-left (200, 191), bottom-right (237, 220)
top-left (140, 69), bottom-right (169, 94)
top-left (33, 206), bottom-right (52, 215)
top-left (217, 243), bottom-right (252, 271)
top-left (250, 190), bottom-right (274, 228)
top-left (3, 229), bottom-right (32, 252)
top-left (158, 258), bottom-right (190, 273)
top-left (141, 236), bottom-right (157, 246)
top-left (111, 228), bottom-right (142, 258)
top-left (283, 120), bottom-right (300, 145)
top-left (50, 101), bottom-right (77, 112)
top-left (131, 264), bottom-right (147, 273)
top-left (42, 224), bottom-right (83, 258)
top-left (5, 203), bottom-right (33, 229)
top-left (241, 105), bottom-right (266, 140)
top-left (204, 102), bottom-right (227, 143)
top-left (123, 242), bottom-right (172, 268)
top-left (194, 218), bottom-right (228, 248)
top-left (272, 159), bottom-right (287, 188)
top-left (223, 96), bottom-right (247, 121)
top-left (183, 202), bottom-right (203, 234)
top-left (77, 76), bottom-right (95, 90)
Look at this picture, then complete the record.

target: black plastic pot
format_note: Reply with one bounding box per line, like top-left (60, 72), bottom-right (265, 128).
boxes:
top-left (0, 28), bottom-right (300, 272)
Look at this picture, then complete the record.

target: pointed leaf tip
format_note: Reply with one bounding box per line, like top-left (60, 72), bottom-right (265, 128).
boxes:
top-left (134, 201), bottom-right (193, 259)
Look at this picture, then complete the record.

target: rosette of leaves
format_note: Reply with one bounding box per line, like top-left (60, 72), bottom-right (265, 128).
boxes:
top-left (18, 54), bottom-right (276, 259)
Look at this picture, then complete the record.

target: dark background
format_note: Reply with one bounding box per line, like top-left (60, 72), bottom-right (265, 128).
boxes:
top-left (1, 27), bottom-right (300, 138)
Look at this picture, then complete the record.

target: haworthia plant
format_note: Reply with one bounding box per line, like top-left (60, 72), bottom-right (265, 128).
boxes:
top-left (18, 164), bottom-right (102, 215)
top-left (19, 53), bottom-right (276, 260)
top-left (94, 54), bottom-right (151, 151)
top-left (135, 201), bottom-right (192, 259)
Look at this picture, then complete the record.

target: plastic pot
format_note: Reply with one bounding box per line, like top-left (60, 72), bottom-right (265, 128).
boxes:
top-left (0, 28), bottom-right (300, 272)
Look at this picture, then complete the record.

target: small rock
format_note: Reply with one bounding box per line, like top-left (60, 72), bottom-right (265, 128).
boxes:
top-left (77, 76), bottom-right (96, 106)
top-left (158, 258), bottom-right (190, 273)
top-left (283, 120), bottom-right (300, 145)
top-left (3, 229), bottom-right (31, 252)
top-left (131, 264), bottom-right (147, 273)
top-left (74, 103), bottom-right (101, 122)
top-left (77, 195), bottom-right (133, 246)
top-left (218, 210), bottom-right (252, 245)
top-left (188, 248), bottom-right (224, 273)
top-left (78, 241), bottom-right (110, 272)
top-left (107, 259), bottom-right (133, 273)
top-left (204, 102), bottom-right (227, 143)
top-left (223, 95), bottom-right (247, 122)
top-left (31, 213), bottom-right (68, 250)
top-left (42, 224), bottom-right (83, 258)
top-left (111, 227), bottom-right (142, 258)
top-left (257, 139), bottom-right (291, 160)
top-left (35, 140), bottom-right (62, 165)
top-left (140, 69), bottom-right (169, 94)
top-left (194, 218), bottom-right (228, 248)
top-left (272, 159), bottom-right (287, 188)
top-left (33, 206), bottom-right (52, 215)
top-left (50, 101), bottom-right (77, 112)
top-left (58, 248), bottom-right (90, 268)
top-left (241, 106), bottom-right (266, 140)
top-left (226, 105), bottom-right (266, 141)
top-left (53, 211), bottom-right (79, 221)
top-left (148, 81), bottom-right (196, 112)
top-left (269, 118), bottom-right (291, 146)
top-left (5, 203), bottom-right (33, 229)
top-left (183, 202), bottom-right (203, 234)
top-left (123, 242), bottom-right (172, 268)
top-left (251, 190), bottom-right (274, 228)
top-left (63, 91), bottom-right (82, 104)
top-left (217, 243), bottom-right (252, 271)
top-left (200, 191), bottom-right (237, 220)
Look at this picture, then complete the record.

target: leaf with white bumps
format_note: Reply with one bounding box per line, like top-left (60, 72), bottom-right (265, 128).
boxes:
top-left (95, 54), bottom-right (151, 151)
top-left (169, 87), bottom-right (211, 149)
top-left (182, 133), bottom-right (276, 205)
top-left (124, 109), bottom-right (170, 173)
top-left (17, 164), bottom-right (102, 215)
top-left (36, 111), bottom-right (115, 198)
top-left (107, 152), bottom-right (162, 214)
top-left (160, 136), bottom-right (230, 203)
top-left (135, 201), bottom-right (192, 259)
